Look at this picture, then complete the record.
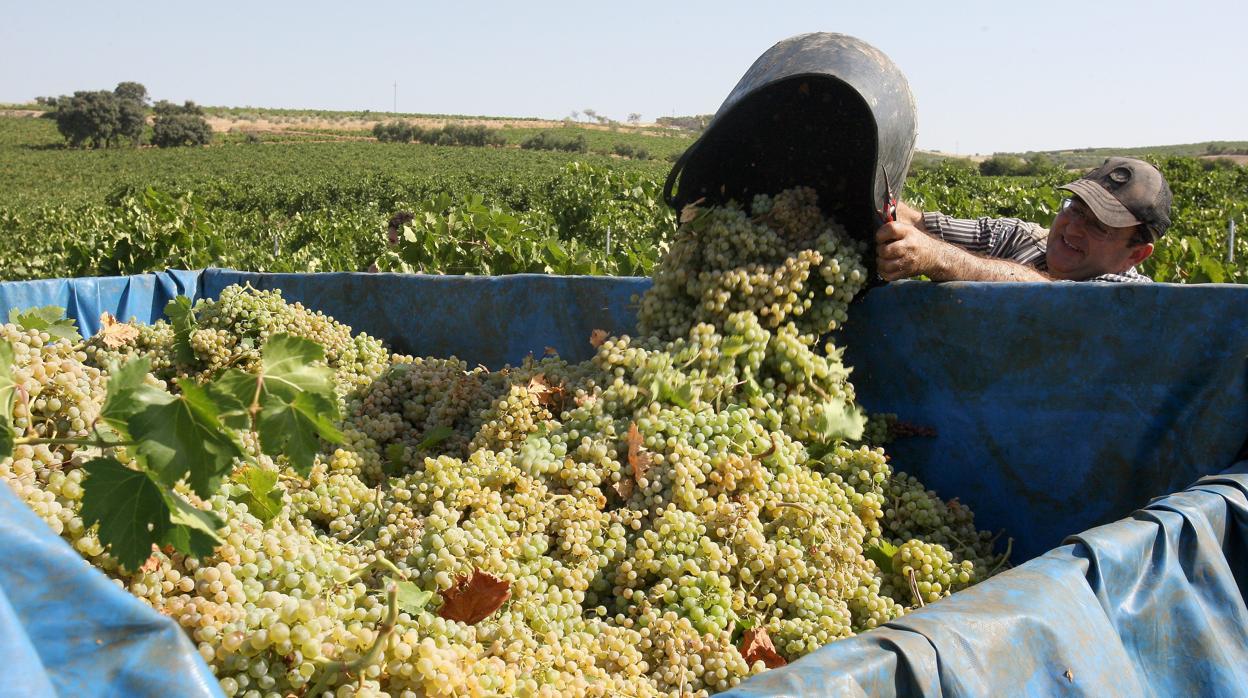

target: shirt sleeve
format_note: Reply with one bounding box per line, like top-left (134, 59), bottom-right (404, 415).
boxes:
top-left (1087, 268), bottom-right (1153, 283)
top-left (922, 212), bottom-right (1047, 267)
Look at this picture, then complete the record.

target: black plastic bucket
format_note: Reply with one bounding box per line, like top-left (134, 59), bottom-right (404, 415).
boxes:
top-left (664, 33), bottom-right (917, 241)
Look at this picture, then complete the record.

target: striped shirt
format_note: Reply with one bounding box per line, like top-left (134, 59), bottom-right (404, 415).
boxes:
top-left (921, 212), bottom-right (1151, 283)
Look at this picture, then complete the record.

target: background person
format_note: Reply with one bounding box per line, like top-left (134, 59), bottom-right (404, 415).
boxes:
top-left (875, 157), bottom-right (1173, 282)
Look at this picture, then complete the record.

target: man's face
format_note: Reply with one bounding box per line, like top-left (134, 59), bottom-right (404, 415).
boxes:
top-left (1046, 198), bottom-right (1154, 280)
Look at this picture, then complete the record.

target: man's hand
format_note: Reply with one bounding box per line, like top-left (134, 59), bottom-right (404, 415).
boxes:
top-left (875, 222), bottom-right (945, 281)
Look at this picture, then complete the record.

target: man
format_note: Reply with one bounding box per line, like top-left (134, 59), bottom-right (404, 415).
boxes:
top-left (875, 157), bottom-right (1173, 282)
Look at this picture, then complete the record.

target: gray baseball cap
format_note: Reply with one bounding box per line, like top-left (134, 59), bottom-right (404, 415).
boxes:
top-left (1060, 157), bottom-right (1173, 240)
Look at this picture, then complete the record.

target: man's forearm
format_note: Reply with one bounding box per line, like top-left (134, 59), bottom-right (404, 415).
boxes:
top-left (927, 240), bottom-right (1049, 282)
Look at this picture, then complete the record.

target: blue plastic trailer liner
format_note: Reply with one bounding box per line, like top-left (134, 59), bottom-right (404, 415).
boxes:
top-left (0, 269), bottom-right (1246, 696)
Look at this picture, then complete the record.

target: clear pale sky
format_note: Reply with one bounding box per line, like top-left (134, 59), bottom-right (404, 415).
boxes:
top-left (2, 0), bottom-right (1242, 154)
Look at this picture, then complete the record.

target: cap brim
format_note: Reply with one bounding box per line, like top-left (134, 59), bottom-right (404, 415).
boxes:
top-left (1059, 180), bottom-right (1141, 229)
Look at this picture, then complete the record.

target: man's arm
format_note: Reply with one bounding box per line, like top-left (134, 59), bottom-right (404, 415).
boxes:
top-left (876, 222), bottom-right (1050, 282)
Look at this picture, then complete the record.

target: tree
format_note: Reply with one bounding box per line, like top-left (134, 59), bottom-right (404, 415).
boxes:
top-left (151, 100), bottom-right (213, 147)
top-left (113, 81), bottom-right (149, 105)
top-left (582, 108), bottom-right (597, 123)
top-left (627, 113), bottom-right (642, 125)
top-left (51, 91), bottom-right (122, 148)
top-left (113, 82), bottom-right (149, 146)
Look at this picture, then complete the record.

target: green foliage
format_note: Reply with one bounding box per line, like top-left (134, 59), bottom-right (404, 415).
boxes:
top-left (612, 143), bottom-right (650, 160)
top-left (521, 130), bottom-right (588, 153)
top-left (44, 84), bottom-right (147, 148)
top-left (152, 101), bottom-right (212, 148)
top-left (210, 335), bottom-right (343, 475)
top-left (113, 82), bottom-right (149, 105)
top-left (50, 91), bottom-right (125, 148)
top-left (0, 114), bottom-right (1244, 283)
top-left (977, 153), bottom-right (1062, 177)
top-left (0, 326), bottom-right (343, 569)
top-left (231, 467), bottom-right (283, 523)
top-left (373, 121), bottom-right (418, 143)
top-left (8, 306), bottom-right (81, 342)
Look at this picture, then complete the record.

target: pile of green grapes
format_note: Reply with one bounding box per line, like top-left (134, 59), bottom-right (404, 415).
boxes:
top-left (0, 188), bottom-right (1004, 697)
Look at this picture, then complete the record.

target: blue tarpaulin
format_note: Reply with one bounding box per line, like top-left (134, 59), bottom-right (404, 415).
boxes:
top-left (0, 269), bottom-right (1245, 697)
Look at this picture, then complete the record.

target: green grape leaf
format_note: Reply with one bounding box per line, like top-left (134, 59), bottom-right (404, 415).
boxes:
top-left (866, 541), bottom-right (900, 572)
top-left (804, 398), bottom-right (866, 443)
top-left (8, 306), bottom-right (81, 343)
top-left (80, 457), bottom-right (171, 569)
top-left (386, 443), bottom-right (407, 464)
top-left (205, 368), bottom-right (258, 427)
top-left (260, 334), bottom-right (336, 402)
top-left (161, 488), bottom-right (224, 557)
top-left (164, 296), bottom-right (197, 364)
top-left (100, 357), bottom-right (168, 437)
top-left (395, 580), bottom-right (434, 615)
top-left (231, 467), bottom-right (284, 524)
top-left (257, 391), bottom-right (342, 476)
top-left (0, 342), bottom-right (16, 461)
top-left (720, 336), bottom-right (750, 358)
top-left (416, 425), bottom-right (454, 450)
top-left (81, 457), bottom-right (224, 568)
top-left (128, 379), bottom-right (244, 498)
top-left (205, 335), bottom-right (343, 475)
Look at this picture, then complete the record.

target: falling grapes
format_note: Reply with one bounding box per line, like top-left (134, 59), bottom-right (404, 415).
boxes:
top-left (0, 187), bottom-right (1007, 697)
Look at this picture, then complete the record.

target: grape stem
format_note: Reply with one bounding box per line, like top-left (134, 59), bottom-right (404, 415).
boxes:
top-left (988, 538), bottom-right (1014, 576)
top-left (343, 552), bottom-right (407, 585)
top-left (14, 435), bottom-right (135, 448)
top-left (907, 569), bottom-right (925, 608)
top-left (305, 581), bottom-right (399, 697)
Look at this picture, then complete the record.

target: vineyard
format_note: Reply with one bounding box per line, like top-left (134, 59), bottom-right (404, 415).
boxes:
top-left (2, 100), bottom-right (1247, 697)
top-left (1, 112), bottom-right (1246, 283)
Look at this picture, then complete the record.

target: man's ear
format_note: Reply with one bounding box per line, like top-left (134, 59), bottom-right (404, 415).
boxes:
top-left (1125, 241), bottom-right (1154, 268)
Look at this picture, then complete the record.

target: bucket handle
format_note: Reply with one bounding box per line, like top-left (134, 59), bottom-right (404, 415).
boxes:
top-left (662, 141), bottom-right (699, 210)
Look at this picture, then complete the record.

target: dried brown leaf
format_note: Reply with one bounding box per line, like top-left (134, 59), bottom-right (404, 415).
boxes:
top-left (739, 627), bottom-right (787, 669)
top-left (613, 477), bottom-right (634, 500)
top-left (438, 569), bottom-right (511, 625)
top-left (98, 312), bottom-right (140, 349)
top-left (543, 346), bottom-right (559, 357)
top-left (627, 422), bottom-right (651, 487)
top-left (589, 329), bottom-right (608, 348)
top-left (139, 544), bottom-right (162, 573)
top-left (527, 373), bottom-right (566, 410)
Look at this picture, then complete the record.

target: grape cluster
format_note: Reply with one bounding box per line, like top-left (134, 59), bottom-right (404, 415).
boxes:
top-left (1, 188), bottom-right (1007, 697)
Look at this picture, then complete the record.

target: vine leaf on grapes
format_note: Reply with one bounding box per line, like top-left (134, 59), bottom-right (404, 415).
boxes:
top-left (100, 357), bottom-right (168, 434)
top-left (739, 627), bottom-right (787, 669)
top-left (97, 312), bottom-right (140, 348)
top-left (0, 342), bottom-right (16, 460)
top-left (395, 581), bottom-right (434, 615)
top-left (162, 487), bottom-right (226, 557)
top-left (8, 306), bottom-right (81, 343)
top-left (866, 541), bottom-right (900, 572)
top-left (437, 569), bottom-right (511, 624)
top-left (232, 467), bottom-right (284, 523)
top-left (165, 296), bottom-right (198, 364)
top-left (80, 457), bottom-right (222, 569)
top-left (128, 379), bottom-right (245, 498)
top-left (589, 329), bottom-right (608, 348)
top-left (804, 398), bottom-right (866, 443)
top-left (210, 334), bottom-right (343, 476)
top-left (416, 425), bottom-right (454, 451)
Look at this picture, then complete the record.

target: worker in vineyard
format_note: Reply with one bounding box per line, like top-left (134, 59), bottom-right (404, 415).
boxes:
top-left (875, 157), bottom-right (1172, 283)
